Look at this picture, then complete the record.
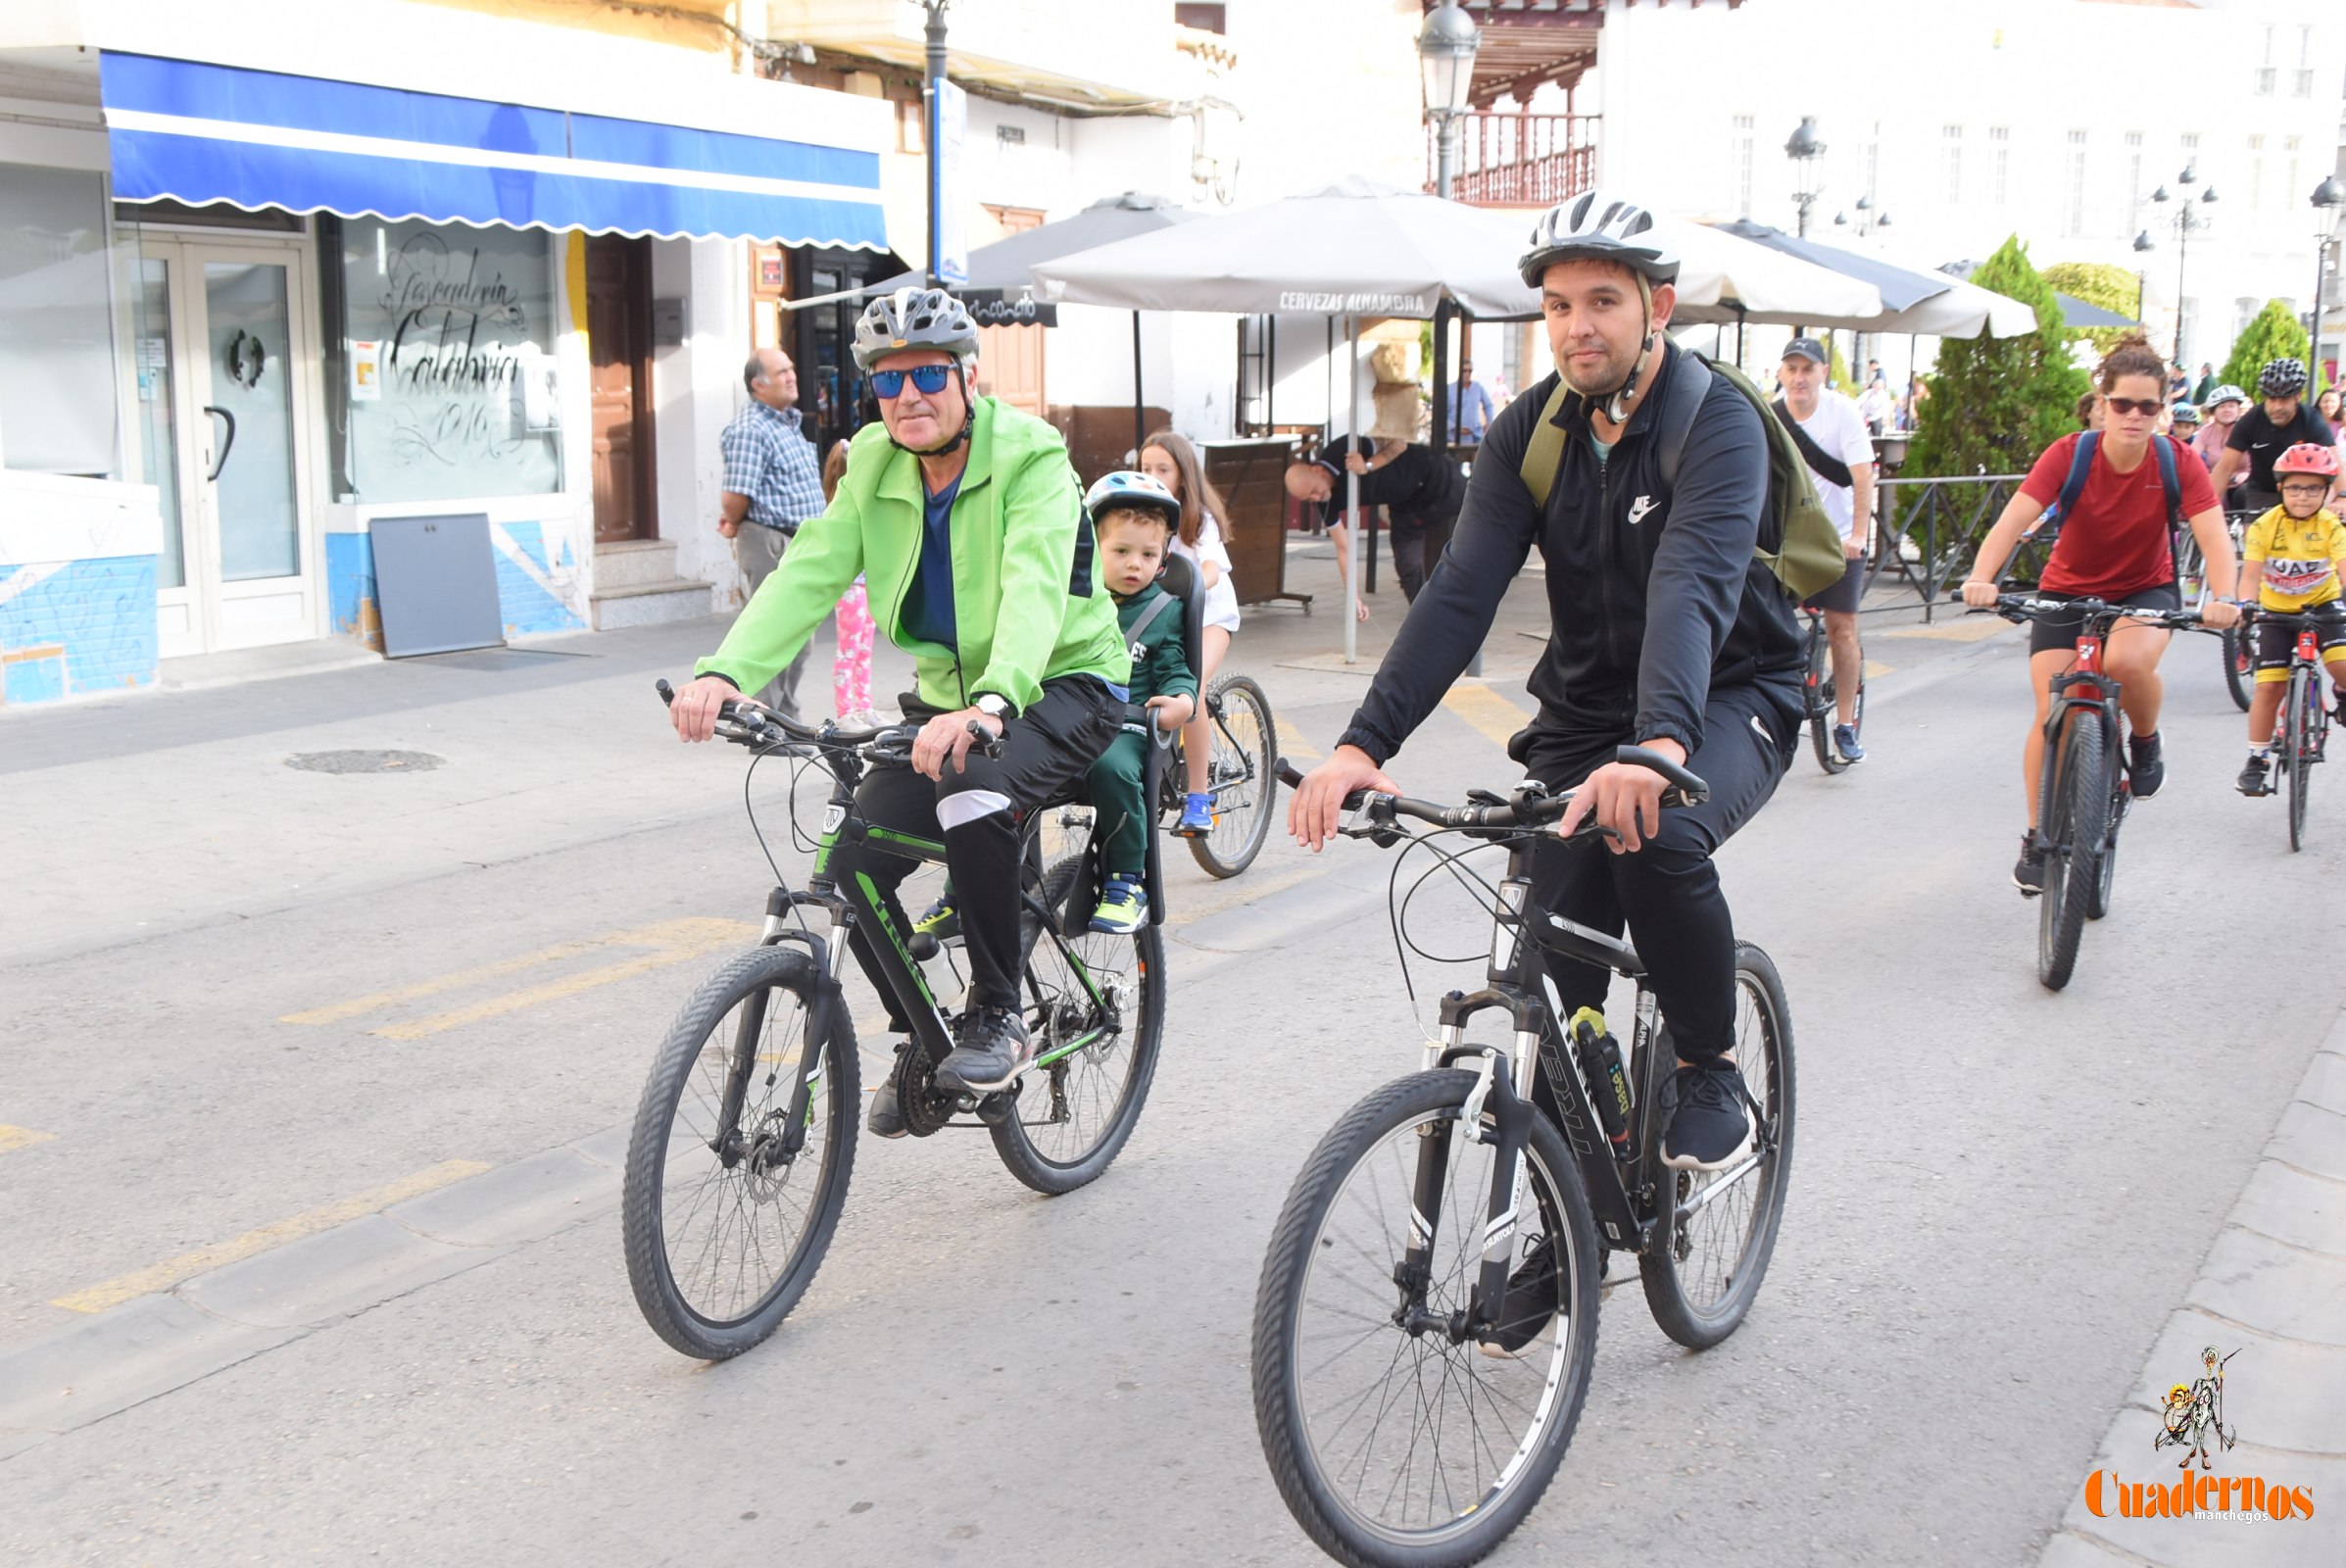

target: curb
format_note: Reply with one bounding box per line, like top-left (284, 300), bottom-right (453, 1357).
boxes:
top-left (2037, 1013), bottom-right (2346, 1568)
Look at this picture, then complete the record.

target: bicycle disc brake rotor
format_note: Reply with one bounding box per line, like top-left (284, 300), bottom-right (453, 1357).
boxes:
top-left (740, 1109), bottom-right (800, 1203)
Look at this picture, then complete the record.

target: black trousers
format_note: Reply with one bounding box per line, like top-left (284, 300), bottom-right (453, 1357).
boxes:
top-left (1390, 513), bottom-right (1458, 603)
top-left (1508, 680), bottom-right (1798, 1071)
top-left (832, 677), bottom-right (1123, 1027)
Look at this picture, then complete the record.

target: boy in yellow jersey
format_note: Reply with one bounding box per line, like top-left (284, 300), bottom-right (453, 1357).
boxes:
top-left (2237, 443), bottom-right (2346, 796)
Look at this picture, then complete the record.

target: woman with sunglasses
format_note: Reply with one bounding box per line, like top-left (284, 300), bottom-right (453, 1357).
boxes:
top-left (1960, 333), bottom-right (2240, 894)
top-left (666, 286), bottom-right (1133, 1123)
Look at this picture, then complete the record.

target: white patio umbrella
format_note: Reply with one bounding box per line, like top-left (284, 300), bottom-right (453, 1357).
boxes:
top-left (1034, 180), bottom-right (1883, 657)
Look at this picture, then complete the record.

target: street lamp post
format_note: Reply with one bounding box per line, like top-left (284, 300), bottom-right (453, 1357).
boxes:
top-left (2132, 228), bottom-right (2155, 327)
top-left (2310, 174), bottom-right (2346, 388)
top-left (2148, 167), bottom-right (2218, 364)
top-left (921, 0), bottom-right (950, 287)
top-left (1418, 4), bottom-right (1481, 201)
top-left (1784, 116), bottom-right (1826, 238)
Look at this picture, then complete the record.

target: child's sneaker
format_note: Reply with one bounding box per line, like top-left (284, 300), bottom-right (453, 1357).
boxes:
top-left (913, 896), bottom-right (959, 940)
top-left (1090, 875), bottom-right (1147, 934)
top-left (1174, 792), bottom-right (1214, 836)
top-left (2237, 753), bottom-right (2273, 796)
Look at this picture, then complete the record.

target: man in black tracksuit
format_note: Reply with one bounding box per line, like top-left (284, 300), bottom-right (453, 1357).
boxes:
top-left (1291, 190), bottom-right (1802, 1175)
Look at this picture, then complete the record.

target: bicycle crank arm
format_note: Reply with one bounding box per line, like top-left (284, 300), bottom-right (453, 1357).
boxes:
top-left (1672, 1150), bottom-right (1765, 1224)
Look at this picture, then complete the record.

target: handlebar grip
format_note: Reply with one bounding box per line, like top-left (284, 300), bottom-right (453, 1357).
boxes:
top-left (968, 719), bottom-right (1004, 760)
top-left (656, 678), bottom-right (675, 705)
top-left (1275, 757), bottom-right (1307, 789)
top-left (1614, 745), bottom-right (1709, 804)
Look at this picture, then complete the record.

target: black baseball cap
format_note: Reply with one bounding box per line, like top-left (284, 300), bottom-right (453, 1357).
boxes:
top-left (1782, 337), bottom-right (1828, 366)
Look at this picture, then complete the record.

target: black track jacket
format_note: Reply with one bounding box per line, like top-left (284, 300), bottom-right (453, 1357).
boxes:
top-left (1337, 341), bottom-right (1803, 765)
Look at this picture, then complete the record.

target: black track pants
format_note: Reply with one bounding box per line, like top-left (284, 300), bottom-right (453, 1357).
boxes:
top-left (1507, 679), bottom-right (1797, 1070)
top-left (833, 678), bottom-right (1122, 1027)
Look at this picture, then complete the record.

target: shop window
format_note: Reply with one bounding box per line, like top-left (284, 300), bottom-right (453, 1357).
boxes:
top-left (323, 216), bottom-right (562, 504)
top-left (0, 165), bottom-right (120, 477)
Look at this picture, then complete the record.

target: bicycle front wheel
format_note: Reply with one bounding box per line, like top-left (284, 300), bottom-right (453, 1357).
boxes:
top-left (2037, 708), bottom-right (2108, 992)
top-left (989, 855), bottom-right (1165, 1194)
top-left (2287, 665), bottom-right (2316, 852)
top-left (1640, 942), bottom-right (1796, 1349)
top-left (2223, 626), bottom-right (2255, 711)
top-left (1187, 673), bottom-right (1279, 879)
top-left (622, 946), bottom-right (857, 1359)
top-left (1253, 1068), bottom-right (1599, 1568)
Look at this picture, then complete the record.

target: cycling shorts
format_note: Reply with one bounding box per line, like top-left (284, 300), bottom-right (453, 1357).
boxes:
top-left (2026, 582), bottom-right (2181, 657)
top-left (2252, 609), bottom-right (2346, 684)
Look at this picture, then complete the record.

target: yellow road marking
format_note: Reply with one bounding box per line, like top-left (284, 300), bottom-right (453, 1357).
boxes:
top-left (0, 1125), bottom-right (57, 1154)
top-left (1281, 736), bottom-right (1322, 762)
top-left (1864, 660), bottom-right (1895, 678)
top-left (284, 918), bottom-right (758, 1037)
top-left (1441, 680), bottom-right (1532, 748)
top-left (51, 1159), bottom-right (492, 1314)
top-left (1874, 618), bottom-right (2010, 642)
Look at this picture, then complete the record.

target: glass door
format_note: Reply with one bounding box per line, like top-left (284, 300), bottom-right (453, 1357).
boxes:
top-left (136, 237), bottom-right (318, 655)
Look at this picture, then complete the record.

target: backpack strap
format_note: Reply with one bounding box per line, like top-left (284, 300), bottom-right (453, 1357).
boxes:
top-left (1518, 378), bottom-right (1572, 511)
top-left (2152, 434), bottom-right (2181, 524)
top-left (2052, 430), bottom-right (2100, 522)
top-left (1653, 351), bottom-right (1714, 498)
top-left (1771, 398), bottom-right (1856, 490)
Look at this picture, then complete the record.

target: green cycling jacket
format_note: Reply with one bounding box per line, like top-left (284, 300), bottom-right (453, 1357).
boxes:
top-left (699, 397), bottom-right (1131, 713)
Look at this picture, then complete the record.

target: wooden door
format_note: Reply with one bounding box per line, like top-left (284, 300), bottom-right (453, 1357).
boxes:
top-left (976, 205), bottom-right (1047, 417)
top-left (586, 235), bottom-right (658, 544)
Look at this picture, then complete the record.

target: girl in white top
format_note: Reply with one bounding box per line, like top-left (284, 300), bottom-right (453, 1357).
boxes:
top-left (1140, 430), bottom-right (1242, 834)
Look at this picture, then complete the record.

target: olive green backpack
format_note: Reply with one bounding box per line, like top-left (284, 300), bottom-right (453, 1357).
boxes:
top-left (1518, 352), bottom-right (1849, 601)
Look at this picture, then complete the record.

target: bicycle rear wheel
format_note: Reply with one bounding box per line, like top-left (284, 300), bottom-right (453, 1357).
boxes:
top-left (2286, 665), bottom-right (2315, 852)
top-left (1253, 1068), bottom-right (1598, 1568)
top-left (1640, 943), bottom-right (1796, 1349)
top-left (622, 946), bottom-right (857, 1359)
top-left (2037, 709), bottom-right (2107, 992)
top-left (989, 855), bottom-right (1165, 1194)
top-left (1187, 673), bottom-right (1279, 879)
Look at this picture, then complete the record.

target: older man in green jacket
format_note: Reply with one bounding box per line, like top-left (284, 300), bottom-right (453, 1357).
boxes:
top-left (667, 289), bottom-right (1129, 1130)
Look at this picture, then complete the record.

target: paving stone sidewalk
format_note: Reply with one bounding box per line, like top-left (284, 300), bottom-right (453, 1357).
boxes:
top-left (2036, 1010), bottom-right (2346, 1568)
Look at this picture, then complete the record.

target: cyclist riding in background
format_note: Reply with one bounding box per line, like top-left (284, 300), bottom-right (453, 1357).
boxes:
top-left (665, 287), bottom-right (1131, 1133)
top-left (1776, 334), bottom-right (1878, 763)
top-left (1959, 333), bottom-right (2240, 893)
top-left (2193, 383), bottom-right (2248, 491)
top-left (2207, 360), bottom-right (2341, 517)
top-left (1290, 190), bottom-right (1805, 1174)
top-left (2236, 443), bottom-right (2346, 797)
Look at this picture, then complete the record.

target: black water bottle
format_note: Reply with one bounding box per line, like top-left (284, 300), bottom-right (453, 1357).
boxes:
top-left (1570, 1006), bottom-right (1632, 1157)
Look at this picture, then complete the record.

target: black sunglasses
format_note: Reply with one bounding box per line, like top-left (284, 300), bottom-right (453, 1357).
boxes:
top-left (871, 364), bottom-right (953, 399)
top-left (2104, 396), bottom-right (2160, 417)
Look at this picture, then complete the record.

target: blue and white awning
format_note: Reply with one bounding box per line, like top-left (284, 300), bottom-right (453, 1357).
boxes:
top-left (99, 52), bottom-right (887, 249)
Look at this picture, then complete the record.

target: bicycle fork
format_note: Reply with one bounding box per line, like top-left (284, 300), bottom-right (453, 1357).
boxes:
top-left (714, 896), bottom-right (853, 1165)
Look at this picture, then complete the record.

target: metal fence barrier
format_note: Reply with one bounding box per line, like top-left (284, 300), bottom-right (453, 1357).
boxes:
top-left (1869, 473), bottom-right (2046, 622)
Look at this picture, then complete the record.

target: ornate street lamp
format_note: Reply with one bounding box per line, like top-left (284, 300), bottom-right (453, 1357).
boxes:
top-left (1419, 4), bottom-right (1482, 200)
top-left (2151, 171), bottom-right (2219, 363)
top-left (1784, 116), bottom-right (1826, 238)
top-left (2309, 174), bottom-right (2346, 387)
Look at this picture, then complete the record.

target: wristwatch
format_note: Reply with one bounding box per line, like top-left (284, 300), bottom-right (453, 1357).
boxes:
top-left (973, 693), bottom-right (1011, 721)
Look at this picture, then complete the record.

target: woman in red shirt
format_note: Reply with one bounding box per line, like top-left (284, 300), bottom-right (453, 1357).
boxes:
top-left (1960, 334), bottom-right (2241, 894)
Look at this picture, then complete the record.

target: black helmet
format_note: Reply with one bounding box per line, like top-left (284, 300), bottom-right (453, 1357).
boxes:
top-left (1518, 191), bottom-right (1681, 289)
top-left (853, 286), bottom-right (980, 373)
top-left (2258, 358), bottom-right (2309, 399)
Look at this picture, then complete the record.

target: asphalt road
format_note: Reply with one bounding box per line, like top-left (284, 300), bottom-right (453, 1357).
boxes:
top-left (3, 593), bottom-right (2336, 1567)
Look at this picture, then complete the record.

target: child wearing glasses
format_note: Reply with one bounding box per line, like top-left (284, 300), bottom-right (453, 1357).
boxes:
top-left (2235, 443), bottom-right (2346, 796)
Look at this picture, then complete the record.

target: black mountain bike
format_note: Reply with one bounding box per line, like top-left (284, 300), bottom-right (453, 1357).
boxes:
top-left (1251, 751), bottom-right (1794, 1568)
top-left (1798, 604), bottom-right (1865, 774)
top-left (2240, 608), bottom-right (2335, 851)
top-left (622, 685), bottom-right (1165, 1360)
top-left (1979, 595), bottom-right (2208, 990)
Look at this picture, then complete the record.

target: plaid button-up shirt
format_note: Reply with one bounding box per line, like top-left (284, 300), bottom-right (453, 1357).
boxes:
top-left (719, 400), bottom-right (824, 534)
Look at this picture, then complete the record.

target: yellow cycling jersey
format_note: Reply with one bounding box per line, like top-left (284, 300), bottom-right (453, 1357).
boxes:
top-left (2243, 506), bottom-right (2346, 612)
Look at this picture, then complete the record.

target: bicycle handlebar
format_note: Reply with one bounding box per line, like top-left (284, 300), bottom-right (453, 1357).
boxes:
top-left (1958, 592), bottom-right (2217, 633)
top-left (655, 678), bottom-right (1003, 761)
top-left (1275, 745), bottom-right (1709, 844)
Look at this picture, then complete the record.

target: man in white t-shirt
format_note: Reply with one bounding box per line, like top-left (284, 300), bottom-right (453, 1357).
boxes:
top-left (1777, 338), bottom-right (1878, 762)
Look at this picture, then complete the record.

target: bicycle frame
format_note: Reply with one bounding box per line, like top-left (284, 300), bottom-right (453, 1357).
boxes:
top-left (2036, 626), bottom-right (2128, 860)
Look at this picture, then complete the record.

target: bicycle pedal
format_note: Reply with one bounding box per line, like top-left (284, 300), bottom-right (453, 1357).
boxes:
top-left (972, 1088), bottom-right (1015, 1126)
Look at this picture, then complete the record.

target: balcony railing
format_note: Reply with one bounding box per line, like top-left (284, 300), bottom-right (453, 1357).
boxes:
top-left (1427, 112), bottom-right (1598, 208)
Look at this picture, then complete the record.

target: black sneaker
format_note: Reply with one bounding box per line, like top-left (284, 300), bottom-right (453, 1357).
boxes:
top-left (1476, 1238), bottom-right (1560, 1358)
top-left (934, 1005), bottom-right (1033, 1095)
top-left (2126, 730), bottom-right (2165, 798)
top-left (2237, 754), bottom-right (2273, 797)
top-left (1659, 1064), bottom-right (1754, 1172)
top-left (867, 1038), bottom-right (911, 1139)
top-left (2013, 832), bottom-right (2047, 896)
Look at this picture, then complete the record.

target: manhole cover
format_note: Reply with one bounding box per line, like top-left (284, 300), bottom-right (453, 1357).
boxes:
top-left (284, 750), bottom-right (447, 775)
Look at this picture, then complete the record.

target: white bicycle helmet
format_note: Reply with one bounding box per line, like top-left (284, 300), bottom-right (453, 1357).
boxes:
top-left (2203, 383), bottom-right (2247, 410)
top-left (1517, 191), bottom-right (1682, 288)
top-left (1084, 470), bottom-right (1182, 530)
top-left (852, 286), bottom-right (981, 374)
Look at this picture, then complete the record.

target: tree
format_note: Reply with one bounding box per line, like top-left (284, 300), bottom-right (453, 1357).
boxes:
top-left (2042, 262), bottom-right (2143, 353)
top-left (1905, 235), bottom-right (2089, 478)
top-left (2219, 299), bottom-right (2311, 400)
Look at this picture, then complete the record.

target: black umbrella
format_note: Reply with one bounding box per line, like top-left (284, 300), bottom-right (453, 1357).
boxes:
top-left (1938, 261), bottom-right (2140, 328)
top-left (1714, 219), bottom-right (1952, 312)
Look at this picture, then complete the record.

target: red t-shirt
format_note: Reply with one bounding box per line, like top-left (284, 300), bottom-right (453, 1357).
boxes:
top-left (2020, 433), bottom-right (2217, 597)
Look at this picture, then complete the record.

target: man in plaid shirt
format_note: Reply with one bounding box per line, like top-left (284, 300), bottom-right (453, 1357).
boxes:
top-left (718, 347), bottom-right (826, 716)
